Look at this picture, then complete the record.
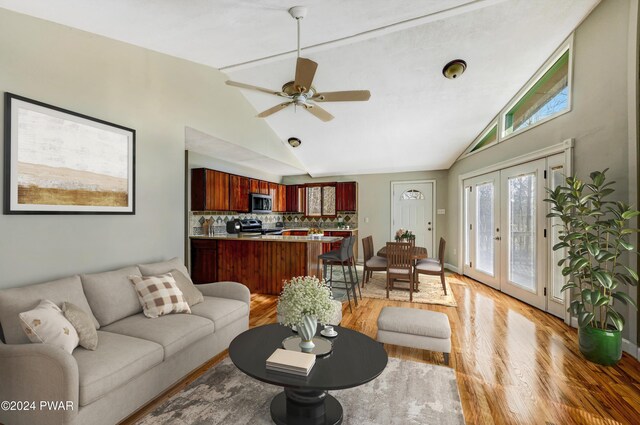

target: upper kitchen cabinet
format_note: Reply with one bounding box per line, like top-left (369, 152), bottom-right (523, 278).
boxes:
top-left (306, 184), bottom-right (337, 217)
top-left (286, 185), bottom-right (305, 213)
top-left (275, 184), bottom-right (286, 212)
top-left (191, 168), bottom-right (230, 211)
top-left (259, 180), bottom-right (270, 195)
top-left (229, 174), bottom-right (250, 212)
top-left (336, 182), bottom-right (358, 212)
top-left (249, 178), bottom-right (260, 194)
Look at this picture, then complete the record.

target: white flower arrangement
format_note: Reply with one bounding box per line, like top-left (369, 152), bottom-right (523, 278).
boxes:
top-left (395, 228), bottom-right (415, 241)
top-left (277, 276), bottom-right (336, 327)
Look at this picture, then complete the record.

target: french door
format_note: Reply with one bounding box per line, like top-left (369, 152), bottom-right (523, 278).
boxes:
top-left (463, 154), bottom-right (567, 318)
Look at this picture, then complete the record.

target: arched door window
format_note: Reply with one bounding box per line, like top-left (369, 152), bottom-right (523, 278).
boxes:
top-left (401, 189), bottom-right (425, 200)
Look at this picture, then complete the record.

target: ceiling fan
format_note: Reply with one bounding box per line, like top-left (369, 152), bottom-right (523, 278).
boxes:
top-left (225, 6), bottom-right (371, 122)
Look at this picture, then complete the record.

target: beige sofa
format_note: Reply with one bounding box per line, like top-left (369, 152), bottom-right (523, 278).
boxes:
top-left (0, 258), bottom-right (250, 425)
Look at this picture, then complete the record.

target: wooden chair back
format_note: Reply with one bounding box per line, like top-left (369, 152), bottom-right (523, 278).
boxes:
top-left (386, 242), bottom-right (413, 271)
top-left (438, 237), bottom-right (446, 266)
top-left (362, 236), bottom-right (373, 262)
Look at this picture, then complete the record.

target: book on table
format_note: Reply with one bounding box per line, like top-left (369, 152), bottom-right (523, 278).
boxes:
top-left (266, 348), bottom-right (316, 376)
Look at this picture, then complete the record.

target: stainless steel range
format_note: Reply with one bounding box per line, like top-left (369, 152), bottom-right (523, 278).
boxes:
top-left (227, 219), bottom-right (283, 235)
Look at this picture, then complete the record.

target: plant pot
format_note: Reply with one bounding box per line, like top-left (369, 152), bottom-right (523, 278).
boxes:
top-left (578, 325), bottom-right (622, 366)
top-left (298, 315), bottom-right (317, 353)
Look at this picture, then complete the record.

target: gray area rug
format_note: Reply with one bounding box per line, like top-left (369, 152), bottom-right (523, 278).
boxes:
top-left (136, 357), bottom-right (465, 425)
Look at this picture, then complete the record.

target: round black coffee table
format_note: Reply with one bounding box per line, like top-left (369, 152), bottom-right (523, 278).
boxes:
top-left (229, 323), bottom-right (388, 425)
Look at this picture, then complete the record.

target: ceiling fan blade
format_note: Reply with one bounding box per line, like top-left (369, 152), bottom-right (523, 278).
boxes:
top-left (312, 90), bottom-right (371, 102)
top-left (303, 104), bottom-right (334, 122)
top-left (257, 102), bottom-right (293, 118)
top-left (294, 58), bottom-right (318, 93)
top-left (226, 80), bottom-right (288, 97)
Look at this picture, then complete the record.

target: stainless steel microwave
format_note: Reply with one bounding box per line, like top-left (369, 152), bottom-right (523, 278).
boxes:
top-left (250, 193), bottom-right (272, 214)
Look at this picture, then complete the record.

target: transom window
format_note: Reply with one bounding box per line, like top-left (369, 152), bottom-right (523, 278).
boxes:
top-left (470, 124), bottom-right (498, 153)
top-left (401, 189), bottom-right (424, 200)
top-left (504, 49), bottom-right (570, 135)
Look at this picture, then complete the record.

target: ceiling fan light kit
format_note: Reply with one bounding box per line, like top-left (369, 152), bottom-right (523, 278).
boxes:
top-left (442, 59), bottom-right (467, 79)
top-left (224, 5), bottom-right (371, 122)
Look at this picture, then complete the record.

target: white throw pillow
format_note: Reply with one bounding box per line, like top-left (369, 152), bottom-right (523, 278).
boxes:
top-left (19, 299), bottom-right (80, 354)
top-left (129, 273), bottom-right (191, 318)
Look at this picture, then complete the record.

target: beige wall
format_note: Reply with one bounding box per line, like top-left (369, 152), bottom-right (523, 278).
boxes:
top-left (0, 9), bottom-right (290, 287)
top-left (446, 0), bottom-right (637, 342)
top-left (283, 170), bottom-right (448, 262)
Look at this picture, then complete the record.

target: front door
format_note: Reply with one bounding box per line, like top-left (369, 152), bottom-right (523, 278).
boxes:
top-left (391, 181), bottom-right (434, 256)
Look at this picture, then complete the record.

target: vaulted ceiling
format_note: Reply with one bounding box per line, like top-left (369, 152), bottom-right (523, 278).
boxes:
top-left (0, 0), bottom-right (599, 176)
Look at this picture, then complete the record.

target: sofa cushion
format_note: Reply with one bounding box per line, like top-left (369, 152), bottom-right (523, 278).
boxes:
top-left (74, 331), bottom-right (163, 406)
top-left (19, 299), bottom-right (80, 354)
top-left (63, 302), bottom-right (98, 350)
top-left (189, 296), bottom-right (249, 331)
top-left (101, 313), bottom-right (214, 358)
top-left (169, 270), bottom-right (204, 307)
top-left (81, 266), bottom-right (142, 327)
top-left (138, 257), bottom-right (190, 282)
top-left (0, 275), bottom-right (99, 345)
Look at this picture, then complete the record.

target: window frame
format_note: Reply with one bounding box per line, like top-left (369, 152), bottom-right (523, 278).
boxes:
top-left (501, 39), bottom-right (573, 140)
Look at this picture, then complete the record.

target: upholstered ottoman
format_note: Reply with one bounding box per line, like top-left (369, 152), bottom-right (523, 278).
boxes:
top-left (377, 307), bottom-right (451, 364)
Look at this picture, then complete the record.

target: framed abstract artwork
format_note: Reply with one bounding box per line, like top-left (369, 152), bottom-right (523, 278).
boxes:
top-left (3, 93), bottom-right (135, 214)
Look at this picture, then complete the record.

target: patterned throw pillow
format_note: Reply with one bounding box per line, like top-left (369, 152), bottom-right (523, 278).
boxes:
top-left (62, 302), bottom-right (98, 350)
top-left (19, 299), bottom-right (80, 354)
top-left (129, 274), bottom-right (191, 318)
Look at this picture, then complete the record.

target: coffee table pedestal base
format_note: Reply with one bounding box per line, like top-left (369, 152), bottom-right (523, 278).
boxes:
top-left (270, 388), bottom-right (343, 425)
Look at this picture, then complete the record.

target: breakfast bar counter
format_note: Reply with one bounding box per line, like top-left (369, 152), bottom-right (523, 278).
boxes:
top-left (190, 235), bottom-right (342, 295)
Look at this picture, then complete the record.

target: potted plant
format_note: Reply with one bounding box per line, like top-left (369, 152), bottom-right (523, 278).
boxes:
top-left (546, 169), bottom-right (638, 365)
top-left (277, 276), bottom-right (337, 352)
top-left (395, 228), bottom-right (415, 242)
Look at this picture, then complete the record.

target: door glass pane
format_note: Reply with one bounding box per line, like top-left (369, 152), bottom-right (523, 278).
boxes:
top-left (306, 187), bottom-right (321, 216)
top-left (508, 173), bottom-right (536, 290)
top-left (550, 166), bottom-right (565, 301)
top-left (464, 187), bottom-right (471, 266)
top-left (322, 186), bottom-right (336, 215)
top-left (476, 183), bottom-right (494, 275)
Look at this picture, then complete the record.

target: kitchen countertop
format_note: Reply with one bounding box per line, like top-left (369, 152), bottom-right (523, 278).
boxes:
top-left (190, 234), bottom-right (343, 243)
top-left (281, 227), bottom-right (358, 232)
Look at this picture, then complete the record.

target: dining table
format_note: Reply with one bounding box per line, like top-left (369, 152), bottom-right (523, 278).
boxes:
top-left (376, 245), bottom-right (429, 260)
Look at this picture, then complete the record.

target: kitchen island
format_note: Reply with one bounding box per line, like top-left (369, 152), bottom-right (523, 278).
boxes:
top-left (190, 234), bottom-right (342, 295)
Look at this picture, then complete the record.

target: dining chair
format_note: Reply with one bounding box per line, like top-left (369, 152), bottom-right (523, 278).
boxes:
top-left (362, 236), bottom-right (387, 287)
top-left (347, 236), bottom-right (361, 299)
top-left (414, 237), bottom-right (447, 295)
top-left (385, 241), bottom-right (415, 302)
top-left (318, 236), bottom-right (358, 312)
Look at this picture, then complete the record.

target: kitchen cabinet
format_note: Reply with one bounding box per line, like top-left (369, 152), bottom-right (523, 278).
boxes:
top-left (306, 184), bottom-right (337, 217)
top-left (282, 230), bottom-right (308, 236)
top-left (286, 185), bottom-right (305, 213)
top-left (275, 184), bottom-right (286, 212)
top-left (229, 174), bottom-right (250, 212)
top-left (249, 179), bottom-right (260, 194)
top-left (191, 168), bottom-right (230, 211)
top-left (268, 182), bottom-right (278, 207)
top-left (259, 181), bottom-right (269, 195)
top-left (190, 239), bottom-right (217, 283)
top-left (337, 182), bottom-right (358, 212)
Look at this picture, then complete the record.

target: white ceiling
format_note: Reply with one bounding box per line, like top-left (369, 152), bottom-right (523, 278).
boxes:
top-left (0, 0), bottom-right (599, 176)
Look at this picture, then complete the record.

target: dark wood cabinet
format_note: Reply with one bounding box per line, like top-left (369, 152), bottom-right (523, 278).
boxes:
top-left (191, 168), bottom-right (230, 211)
top-left (249, 179), bottom-right (260, 195)
top-left (337, 182), bottom-right (358, 212)
top-left (190, 239), bottom-right (217, 284)
top-left (268, 182), bottom-right (278, 201)
top-left (274, 184), bottom-right (286, 212)
top-left (259, 181), bottom-right (269, 195)
top-left (286, 185), bottom-right (305, 213)
top-left (230, 174), bottom-right (250, 212)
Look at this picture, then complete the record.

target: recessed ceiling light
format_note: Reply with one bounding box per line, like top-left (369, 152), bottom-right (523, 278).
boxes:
top-left (288, 137), bottom-right (302, 148)
top-left (442, 59), bottom-right (467, 79)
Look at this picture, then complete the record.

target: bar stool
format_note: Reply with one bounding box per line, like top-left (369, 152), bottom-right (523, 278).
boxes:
top-left (317, 236), bottom-right (358, 312)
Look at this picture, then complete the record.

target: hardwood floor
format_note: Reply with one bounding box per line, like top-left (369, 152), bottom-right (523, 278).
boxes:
top-left (122, 274), bottom-right (640, 425)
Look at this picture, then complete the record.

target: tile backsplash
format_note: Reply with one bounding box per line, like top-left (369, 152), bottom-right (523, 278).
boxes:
top-left (190, 211), bottom-right (358, 236)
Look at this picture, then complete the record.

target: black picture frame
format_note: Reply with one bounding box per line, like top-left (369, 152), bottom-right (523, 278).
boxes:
top-left (3, 93), bottom-right (136, 214)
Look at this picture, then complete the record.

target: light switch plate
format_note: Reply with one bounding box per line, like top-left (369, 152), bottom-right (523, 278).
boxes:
top-left (437, 209), bottom-right (446, 215)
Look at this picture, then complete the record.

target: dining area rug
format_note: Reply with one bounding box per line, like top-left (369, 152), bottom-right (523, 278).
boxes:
top-left (135, 357), bottom-right (465, 425)
top-left (327, 266), bottom-right (461, 307)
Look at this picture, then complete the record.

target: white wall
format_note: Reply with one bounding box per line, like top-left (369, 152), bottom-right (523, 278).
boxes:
top-left (446, 0), bottom-right (637, 342)
top-left (0, 9), bottom-right (288, 287)
top-left (283, 170), bottom-right (448, 262)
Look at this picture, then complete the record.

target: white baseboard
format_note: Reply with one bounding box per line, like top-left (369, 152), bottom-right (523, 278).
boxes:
top-left (444, 263), bottom-right (460, 273)
top-left (622, 339), bottom-right (639, 359)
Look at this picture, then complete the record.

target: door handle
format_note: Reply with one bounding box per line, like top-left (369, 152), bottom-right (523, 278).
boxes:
top-left (494, 236), bottom-right (501, 241)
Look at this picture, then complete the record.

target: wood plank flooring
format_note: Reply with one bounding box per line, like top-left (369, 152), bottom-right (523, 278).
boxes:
top-left (122, 274), bottom-right (640, 425)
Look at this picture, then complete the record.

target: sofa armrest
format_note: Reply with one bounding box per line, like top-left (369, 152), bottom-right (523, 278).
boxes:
top-left (0, 340), bottom-right (79, 425)
top-left (198, 281), bottom-right (250, 306)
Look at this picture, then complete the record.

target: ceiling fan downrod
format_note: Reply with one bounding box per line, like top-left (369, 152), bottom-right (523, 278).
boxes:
top-left (288, 6), bottom-right (307, 59)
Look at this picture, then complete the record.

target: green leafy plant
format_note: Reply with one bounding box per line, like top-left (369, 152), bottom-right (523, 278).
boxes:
top-left (545, 169), bottom-right (639, 330)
